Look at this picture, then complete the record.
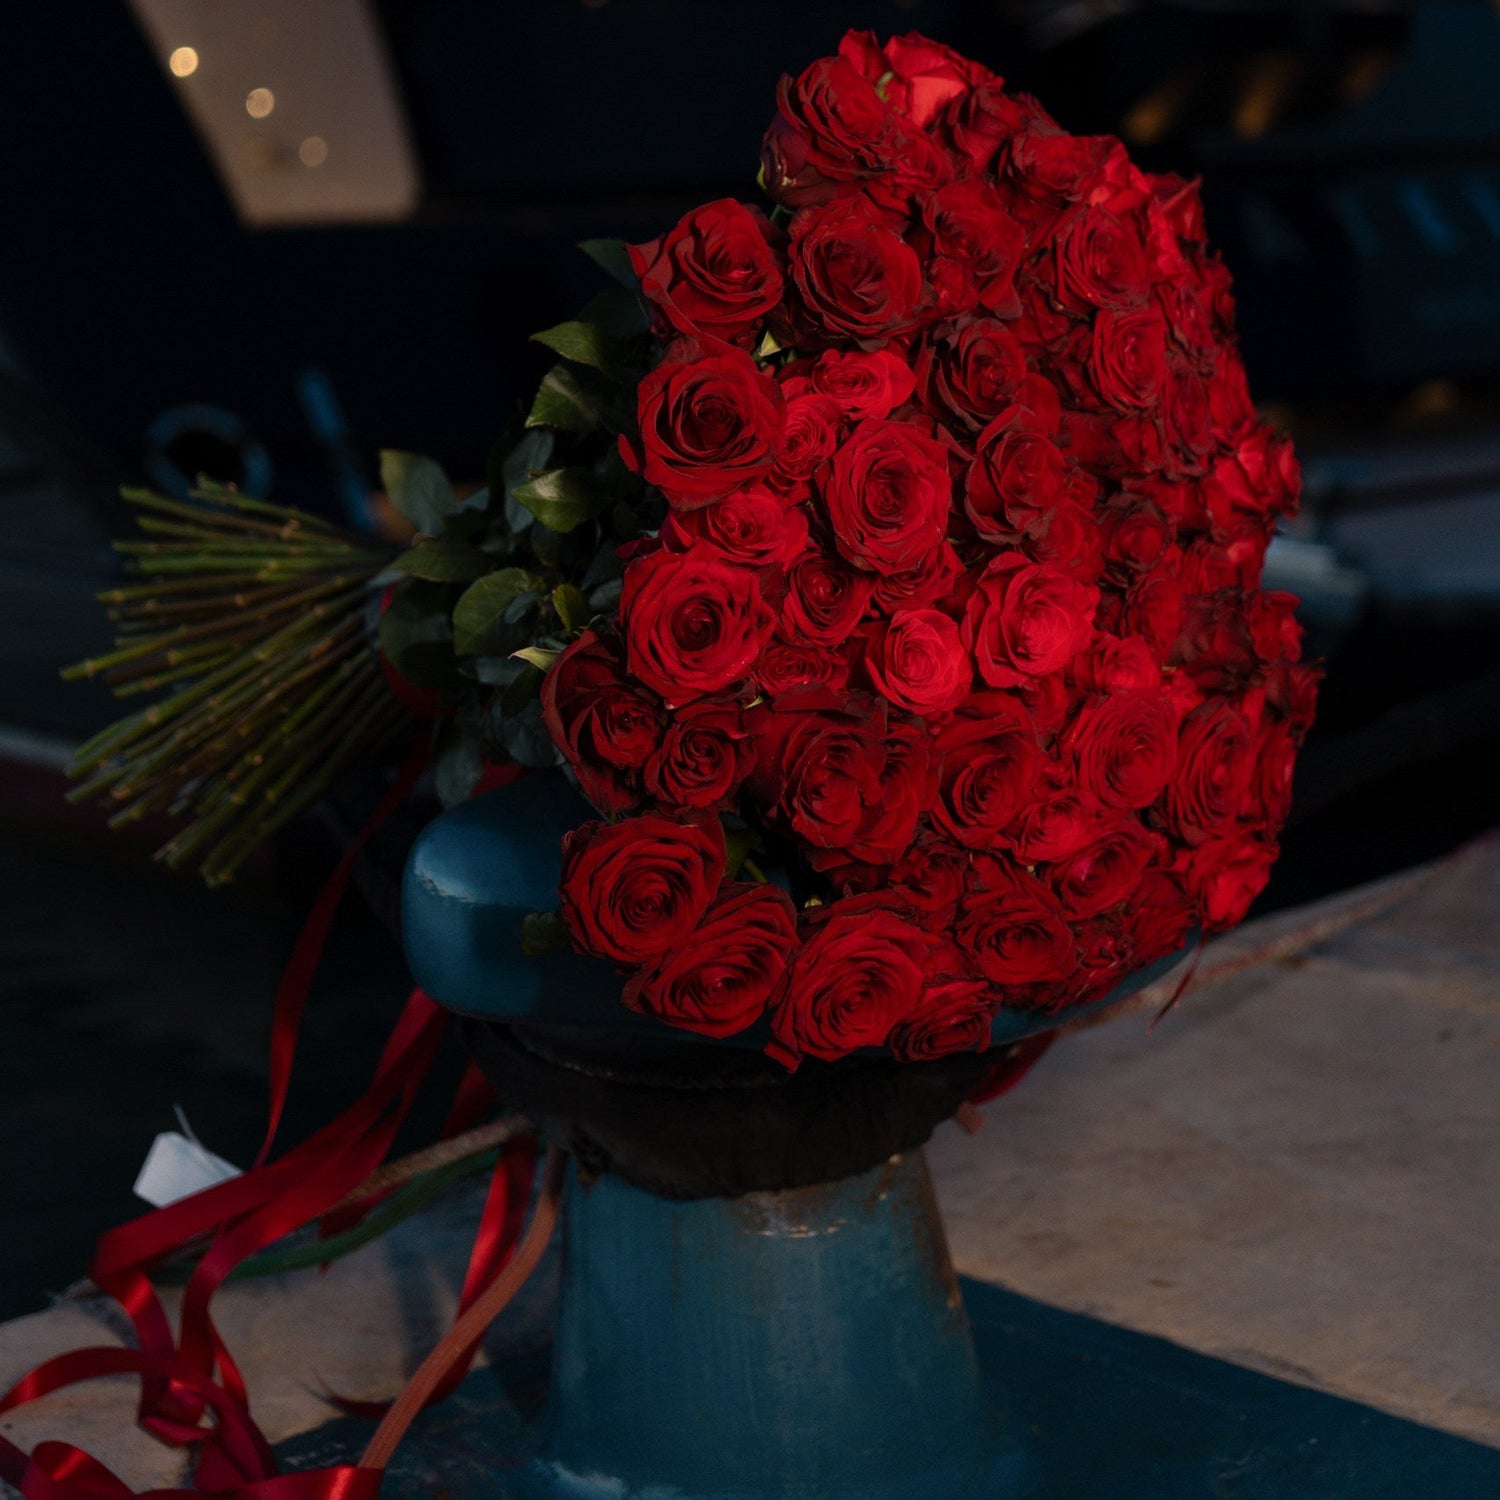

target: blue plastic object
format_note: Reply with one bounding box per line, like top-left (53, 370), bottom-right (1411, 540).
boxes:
top-left (402, 775), bottom-right (1189, 1046)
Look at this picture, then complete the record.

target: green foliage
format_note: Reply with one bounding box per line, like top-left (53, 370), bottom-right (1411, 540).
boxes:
top-left (510, 466), bottom-right (626, 534)
top-left (377, 580), bottom-right (462, 692)
top-left (379, 450), bottom-right (456, 535)
top-left (521, 911), bottom-right (571, 958)
top-left (393, 537), bottom-right (490, 581)
top-left (451, 567), bottom-right (544, 657)
top-left (578, 237), bottom-right (639, 289)
top-left (527, 364), bottom-right (633, 435)
top-left (551, 582), bottom-right (590, 634)
top-left (531, 320), bottom-right (631, 376)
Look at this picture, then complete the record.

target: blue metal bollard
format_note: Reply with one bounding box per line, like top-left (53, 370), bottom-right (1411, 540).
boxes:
top-left (401, 776), bottom-right (1179, 1497)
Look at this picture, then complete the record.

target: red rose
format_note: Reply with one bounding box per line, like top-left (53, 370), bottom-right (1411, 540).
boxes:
top-left (1072, 633), bottom-right (1161, 693)
top-left (1090, 307), bottom-right (1168, 412)
top-left (559, 814), bottom-right (725, 965)
top-left (1010, 782), bottom-right (1107, 862)
top-left (916, 318), bottom-right (1027, 435)
top-left (1054, 206), bottom-right (1151, 313)
top-left (661, 485), bottom-right (809, 569)
top-left (1247, 589), bottom-right (1304, 666)
top-left (964, 405), bottom-right (1067, 542)
top-left (1122, 561), bottom-right (1187, 659)
top-left (943, 81), bottom-right (1046, 174)
top-left (962, 554), bottom-right (1098, 687)
top-left (1182, 835), bottom-right (1275, 931)
top-left (1008, 130), bottom-right (1131, 207)
top-left (644, 697), bottom-right (755, 811)
top-left (753, 637), bottom-right (852, 698)
top-left (752, 699), bottom-right (888, 854)
top-left (771, 391), bottom-right (843, 491)
top-left (629, 199), bottom-right (785, 347)
top-left (787, 198), bottom-right (924, 346)
top-left (920, 178), bottom-right (1026, 315)
top-left (839, 30), bottom-right (993, 128)
top-left (846, 713), bottom-right (936, 866)
top-left (863, 607), bottom-right (971, 716)
top-left (1047, 818), bottom-right (1158, 917)
top-left (767, 905), bottom-right (932, 1066)
top-left (622, 340), bottom-right (785, 509)
top-left (956, 859), bottom-right (1078, 987)
top-left (1130, 870), bottom-right (1197, 965)
top-left (624, 882), bottom-right (799, 1037)
top-left (871, 539), bottom-right (964, 615)
top-left (823, 418), bottom-right (952, 575)
top-left (1249, 719), bottom-right (1297, 831)
top-left (890, 974), bottom-right (993, 1062)
top-left (886, 834), bottom-right (971, 923)
top-left (541, 631), bottom-right (662, 815)
top-left (1164, 702), bottom-right (1256, 845)
top-left (930, 693), bottom-right (1042, 848)
top-left (620, 542), bottom-right (774, 705)
top-left (781, 548), bottom-right (873, 646)
top-left (1063, 688), bottom-right (1179, 810)
top-left (761, 56), bottom-right (900, 208)
top-left (809, 348), bottom-right (916, 421)
top-left (1101, 500), bottom-right (1170, 575)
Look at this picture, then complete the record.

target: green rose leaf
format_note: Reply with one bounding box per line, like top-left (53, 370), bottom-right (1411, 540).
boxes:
top-left (379, 450), bottom-right (456, 535)
top-left (392, 537), bottom-right (491, 582)
top-left (521, 910), bottom-right (571, 958)
top-left (530, 320), bottom-right (629, 376)
top-left (512, 645), bottom-right (561, 672)
top-left (510, 467), bottom-right (623, 534)
top-left (376, 582), bottom-right (460, 692)
top-left (579, 237), bottom-right (639, 289)
top-left (452, 567), bottom-right (544, 657)
top-left (551, 582), bottom-right (591, 633)
top-left (526, 363), bottom-right (632, 435)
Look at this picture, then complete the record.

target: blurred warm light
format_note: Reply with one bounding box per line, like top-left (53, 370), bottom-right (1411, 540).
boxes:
top-left (1234, 55), bottom-right (1299, 141)
top-left (168, 46), bottom-right (198, 78)
top-left (1122, 67), bottom-right (1200, 148)
top-left (245, 87), bottom-right (276, 119)
top-left (299, 136), bottom-right (328, 168)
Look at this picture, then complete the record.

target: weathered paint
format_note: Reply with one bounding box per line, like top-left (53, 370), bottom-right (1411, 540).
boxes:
top-left (503, 1152), bottom-right (1022, 1500)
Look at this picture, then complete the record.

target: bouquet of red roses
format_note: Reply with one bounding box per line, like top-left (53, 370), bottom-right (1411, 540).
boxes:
top-left (528, 31), bottom-right (1316, 1068)
top-left (72, 30), bottom-right (1316, 1066)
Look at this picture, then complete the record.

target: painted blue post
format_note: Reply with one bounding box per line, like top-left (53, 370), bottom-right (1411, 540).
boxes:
top-left (505, 1154), bottom-right (1019, 1500)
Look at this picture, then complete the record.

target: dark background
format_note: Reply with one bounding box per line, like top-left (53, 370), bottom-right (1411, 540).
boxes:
top-left (3, 0), bottom-right (1500, 1317)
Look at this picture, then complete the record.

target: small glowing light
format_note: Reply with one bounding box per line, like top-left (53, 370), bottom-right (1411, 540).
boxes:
top-left (245, 87), bottom-right (276, 119)
top-left (299, 136), bottom-right (328, 168)
top-left (168, 46), bottom-right (199, 78)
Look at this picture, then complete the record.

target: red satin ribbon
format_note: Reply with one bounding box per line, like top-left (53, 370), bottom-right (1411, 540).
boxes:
top-left (258, 740), bottom-right (431, 1169)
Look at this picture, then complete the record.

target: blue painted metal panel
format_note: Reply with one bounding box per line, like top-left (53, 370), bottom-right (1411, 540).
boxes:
top-left (402, 776), bottom-right (1191, 1048)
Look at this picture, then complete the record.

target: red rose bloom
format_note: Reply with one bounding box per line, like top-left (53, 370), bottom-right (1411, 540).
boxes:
top-left (1011, 783), bottom-right (1107, 862)
top-left (787, 197), bottom-right (924, 346)
top-left (916, 319), bottom-right (1027, 435)
top-left (767, 905), bottom-right (932, 1066)
top-left (661, 485), bottom-right (809, 569)
top-left (930, 693), bottom-right (1042, 848)
top-left (863, 607), bottom-right (971, 716)
top-left (965, 406), bottom-right (1067, 542)
top-left (823, 418), bottom-right (952, 575)
top-left (622, 341), bottom-right (785, 509)
top-left (890, 974), bottom-right (993, 1061)
top-left (920, 178), bottom-right (1026, 315)
top-left (1054, 206), bottom-right (1151, 313)
top-left (753, 637), bottom-right (852, 698)
top-left (839, 30), bottom-right (993, 128)
top-left (644, 697), bottom-right (755, 811)
top-left (781, 548), bottom-right (873, 647)
top-left (541, 631), bottom-right (662, 815)
top-left (962, 554), bottom-right (1098, 687)
top-left (620, 542), bottom-right (774, 705)
top-left (761, 55), bottom-right (901, 208)
top-left (810, 348), bottom-right (917, 421)
top-left (1063, 688), bottom-right (1179, 810)
top-left (1165, 702), bottom-right (1256, 845)
top-left (886, 834), bottom-right (971, 923)
top-left (1182, 835), bottom-right (1276, 931)
top-left (1090, 307), bottom-right (1169, 412)
top-left (629, 199), bottom-right (785, 347)
top-left (559, 815), bottom-right (725, 966)
top-left (771, 391), bottom-right (843, 491)
top-left (956, 860), bottom-right (1078, 987)
top-left (625, 882), bottom-right (799, 1038)
top-left (1047, 818), bottom-right (1158, 917)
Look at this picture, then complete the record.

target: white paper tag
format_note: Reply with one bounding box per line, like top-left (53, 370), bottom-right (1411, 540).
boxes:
top-left (134, 1131), bottom-right (241, 1207)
